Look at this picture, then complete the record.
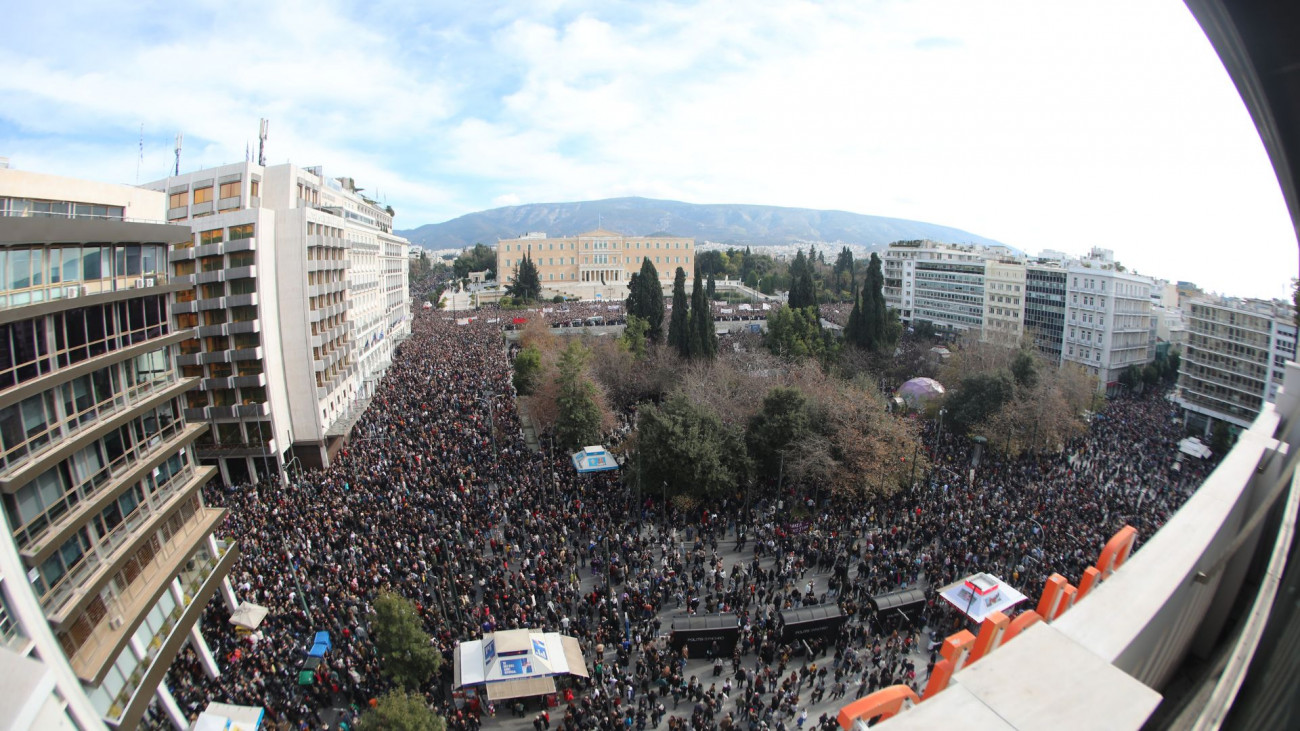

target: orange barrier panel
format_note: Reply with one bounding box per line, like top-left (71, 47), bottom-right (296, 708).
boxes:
top-left (836, 685), bottom-right (921, 729)
top-left (970, 611), bottom-right (1009, 663)
top-left (1002, 610), bottom-right (1042, 644)
top-left (1096, 525), bottom-right (1137, 580)
top-left (1036, 573), bottom-right (1069, 621)
top-left (1076, 566), bottom-right (1102, 601)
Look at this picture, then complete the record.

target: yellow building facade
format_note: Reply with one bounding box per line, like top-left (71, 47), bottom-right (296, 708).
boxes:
top-left (496, 230), bottom-right (694, 289)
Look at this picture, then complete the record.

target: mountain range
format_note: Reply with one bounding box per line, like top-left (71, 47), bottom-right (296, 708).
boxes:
top-left (396, 197), bottom-right (1002, 250)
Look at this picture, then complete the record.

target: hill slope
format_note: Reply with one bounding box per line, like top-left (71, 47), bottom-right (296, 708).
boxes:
top-left (397, 197), bottom-right (1001, 249)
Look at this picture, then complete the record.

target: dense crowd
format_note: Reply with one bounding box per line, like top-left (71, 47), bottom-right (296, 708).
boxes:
top-left (152, 300), bottom-right (1213, 730)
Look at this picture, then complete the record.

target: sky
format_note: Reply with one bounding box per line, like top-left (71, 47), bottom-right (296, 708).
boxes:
top-left (1, 0), bottom-right (1294, 299)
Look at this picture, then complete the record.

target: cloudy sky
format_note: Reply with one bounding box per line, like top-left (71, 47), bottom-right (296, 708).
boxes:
top-left (1, 0), bottom-right (1294, 298)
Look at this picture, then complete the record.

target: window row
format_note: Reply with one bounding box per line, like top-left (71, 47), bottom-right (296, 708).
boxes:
top-left (0, 198), bottom-right (124, 221)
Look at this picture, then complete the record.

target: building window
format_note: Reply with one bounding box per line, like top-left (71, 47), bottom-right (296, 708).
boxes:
top-left (250, 180), bottom-right (260, 197)
top-left (219, 181), bottom-right (240, 199)
top-left (193, 187), bottom-right (213, 205)
top-left (229, 224), bottom-right (254, 240)
top-left (168, 192), bottom-right (187, 209)
top-left (198, 229), bottom-right (223, 246)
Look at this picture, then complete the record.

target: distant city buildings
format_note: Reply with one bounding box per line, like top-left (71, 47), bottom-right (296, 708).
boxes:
top-left (0, 166), bottom-right (236, 729)
top-left (882, 241), bottom-right (1157, 392)
top-left (1177, 295), bottom-right (1297, 432)
top-left (142, 162), bottom-right (411, 480)
top-left (496, 230), bottom-right (694, 301)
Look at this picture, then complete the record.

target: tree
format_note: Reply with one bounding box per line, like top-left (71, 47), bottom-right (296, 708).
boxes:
top-left (620, 314), bottom-right (650, 360)
top-left (746, 387), bottom-right (811, 475)
top-left (635, 392), bottom-right (748, 501)
top-left (507, 253), bottom-right (542, 303)
top-left (945, 371), bottom-right (1016, 434)
top-left (357, 690), bottom-right (446, 731)
top-left (766, 305), bottom-right (830, 361)
top-left (1011, 349), bottom-right (1039, 389)
top-left (1210, 420), bottom-right (1233, 455)
top-left (833, 247), bottom-right (855, 297)
top-left (512, 345), bottom-right (542, 395)
top-left (788, 249), bottom-right (817, 310)
top-left (697, 250), bottom-right (727, 277)
top-left (707, 273), bottom-right (717, 300)
top-left (861, 253), bottom-right (888, 350)
top-left (556, 340), bottom-right (604, 450)
top-left (453, 243), bottom-right (496, 280)
top-left (690, 267), bottom-right (717, 360)
top-left (371, 592), bottom-right (441, 690)
top-left (668, 268), bottom-right (691, 358)
top-left (625, 259), bottom-right (665, 342)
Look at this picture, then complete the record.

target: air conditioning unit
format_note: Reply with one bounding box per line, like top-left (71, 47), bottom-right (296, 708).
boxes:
top-left (108, 615), bottom-right (124, 630)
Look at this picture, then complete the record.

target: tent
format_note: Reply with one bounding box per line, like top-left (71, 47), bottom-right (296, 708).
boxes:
top-left (938, 573), bottom-right (1027, 623)
top-left (896, 378), bottom-right (945, 409)
top-left (1179, 436), bottom-right (1212, 459)
top-left (308, 631), bottom-right (331, 658)
top-left (190, 702), bottom-right (264, 730)
top-left (229, 602), bottom-right (268, 631)
top-left (455, 629), bottom-right (589, 702)
top-left (571, 446), bottom-right (619, 473)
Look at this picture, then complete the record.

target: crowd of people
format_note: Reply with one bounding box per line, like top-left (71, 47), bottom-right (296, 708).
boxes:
top-left (152, 292), bottom-right (1215, 730)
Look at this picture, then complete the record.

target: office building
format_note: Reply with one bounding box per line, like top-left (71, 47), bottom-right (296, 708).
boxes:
top-left (882, 240), bottom-right (993, 334)
top-left (142, 163), bottom-right (411, 480)
top-left (496, 230), bottom-right (694, 300)
top-left (0, 166), bottom-right (236, 729)
top-left (1024, 261), bottom-right (1068, 365)
top-left (1060, 248), bottom-right (1155, 391)
top-left (1176, 295), bottom-right (1297, 431)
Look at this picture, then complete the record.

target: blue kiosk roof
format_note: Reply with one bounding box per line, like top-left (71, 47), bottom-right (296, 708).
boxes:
top-left (572, 446), bottom-right (619, 473)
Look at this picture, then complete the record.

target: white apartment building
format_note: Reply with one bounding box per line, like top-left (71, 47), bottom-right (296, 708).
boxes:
top-left (143, 162), bottom-right (410, 481)
top-left (982, 259), bottom-right (1026, 344)
top-left (882, 240), bottom-right (990, 333)
top-left (0, 165), bottom-right (237, 730)
top-left (1061, 248), bottom-right (1155, 392)
top-left (1177, 296), bottom-right (1297, 431)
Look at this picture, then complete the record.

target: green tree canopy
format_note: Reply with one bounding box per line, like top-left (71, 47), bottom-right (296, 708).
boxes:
top-left (766, 305), bottom-right (826, 360)
top-left (746, 387), bottom-right (811, 475)
top-left (788, 249), bottom-right (817, 310)
top-left (946, 371), bottom-right (1016, 435)
top-left (556, 340), bottom-right (604, 450)
top-left (507, 253), bottom-right (542, 303)
top-left (371, 592), bottom-right (441, 690)
top-left (635, 392), bottom-right (748, 501)
top-left (620, 314), bottom-right (650, 360)
top-left (668, 267), bottom-right (691, 358)
top-left (1011, 349), bottom-right (1039, 389)
top-left (453, 243), bottom-right (496, 280)
top-left (512, 345), bottom-right (542, 396)
top-left (625, 258), bottom-right (665, 342)
top-left (690, 267), bottom-right (717, 360)
top-left (357, 690), bottom-right (446, 731)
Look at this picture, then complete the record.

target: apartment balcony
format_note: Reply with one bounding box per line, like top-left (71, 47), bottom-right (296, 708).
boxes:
top-left (224, 237), bottom-right (257, 254)
top-left (201, 373), bottom-right (266, 391)
top-left (194, 270), bottom-right (225, 285)
top-left (37, 464), bottom-right (217, 629)
top-left (200, 403), bottom-right (270, 419)
top-left (97, 532), bottom-right (237, 730)
top-left (226, 319), bottom-right (260, 335)
top-left (168, 247), bottom-right (196, 263)
top-left (225, 293), bottom-right (258, 308)
top-left (226, 265), bottom-right (256, 280)
top-left (14, 424), bottom-right (208, 569)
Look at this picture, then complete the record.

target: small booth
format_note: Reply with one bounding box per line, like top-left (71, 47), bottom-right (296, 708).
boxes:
top-left (454, 628), bottom-right (589, 704)
top-left (668, 614), bottom-right (741, 656)
top-left (868, 588), bottom-right (928, 628)
top-left (190, 702), bottom-right (264, 730)
top-left (571, 446), bottom-right (619, 474)
top-left (938, 573), bottom-right (1027, 623)
top-left (777, 605), bottom-right (848, 645)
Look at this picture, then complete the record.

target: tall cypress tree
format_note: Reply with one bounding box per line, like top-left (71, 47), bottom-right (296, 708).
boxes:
top-left (789, 249), bottom-right (813, 310)
top-left (845, 280), bottom-right (863, 347)
top-left (668, 267), bottom-right (691, 358)
top-left (625, 258), bottom-right (664, 342)
top-left (691, 267), bottom-right (716, 360)
top-left (868, 253), bottom-right (888, 348)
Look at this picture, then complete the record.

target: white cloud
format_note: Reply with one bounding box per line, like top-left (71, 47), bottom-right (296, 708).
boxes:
top-left (0, 0), bottom-right (1293, 298)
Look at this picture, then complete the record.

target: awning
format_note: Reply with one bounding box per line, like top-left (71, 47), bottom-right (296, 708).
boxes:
top-left (485, 676), bottom-right (557, 701)
top-left (228, 602), bottom-right (268, 631)
top-left (560, 636), bottom-right (589, 678)
top-left (190, 703), bottom-right (265, 731)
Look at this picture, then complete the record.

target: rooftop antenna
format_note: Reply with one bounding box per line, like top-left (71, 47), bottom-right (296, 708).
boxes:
top-left (173, 133), bottom-right (183, 177)
top-left (136, 124), bottom-right (144, 183)
top-left (258, 118), bottom-right (269, 166)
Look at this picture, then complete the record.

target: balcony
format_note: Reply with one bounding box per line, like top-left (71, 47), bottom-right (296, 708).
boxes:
top-left (99, 534), bottom-right (238, 730)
